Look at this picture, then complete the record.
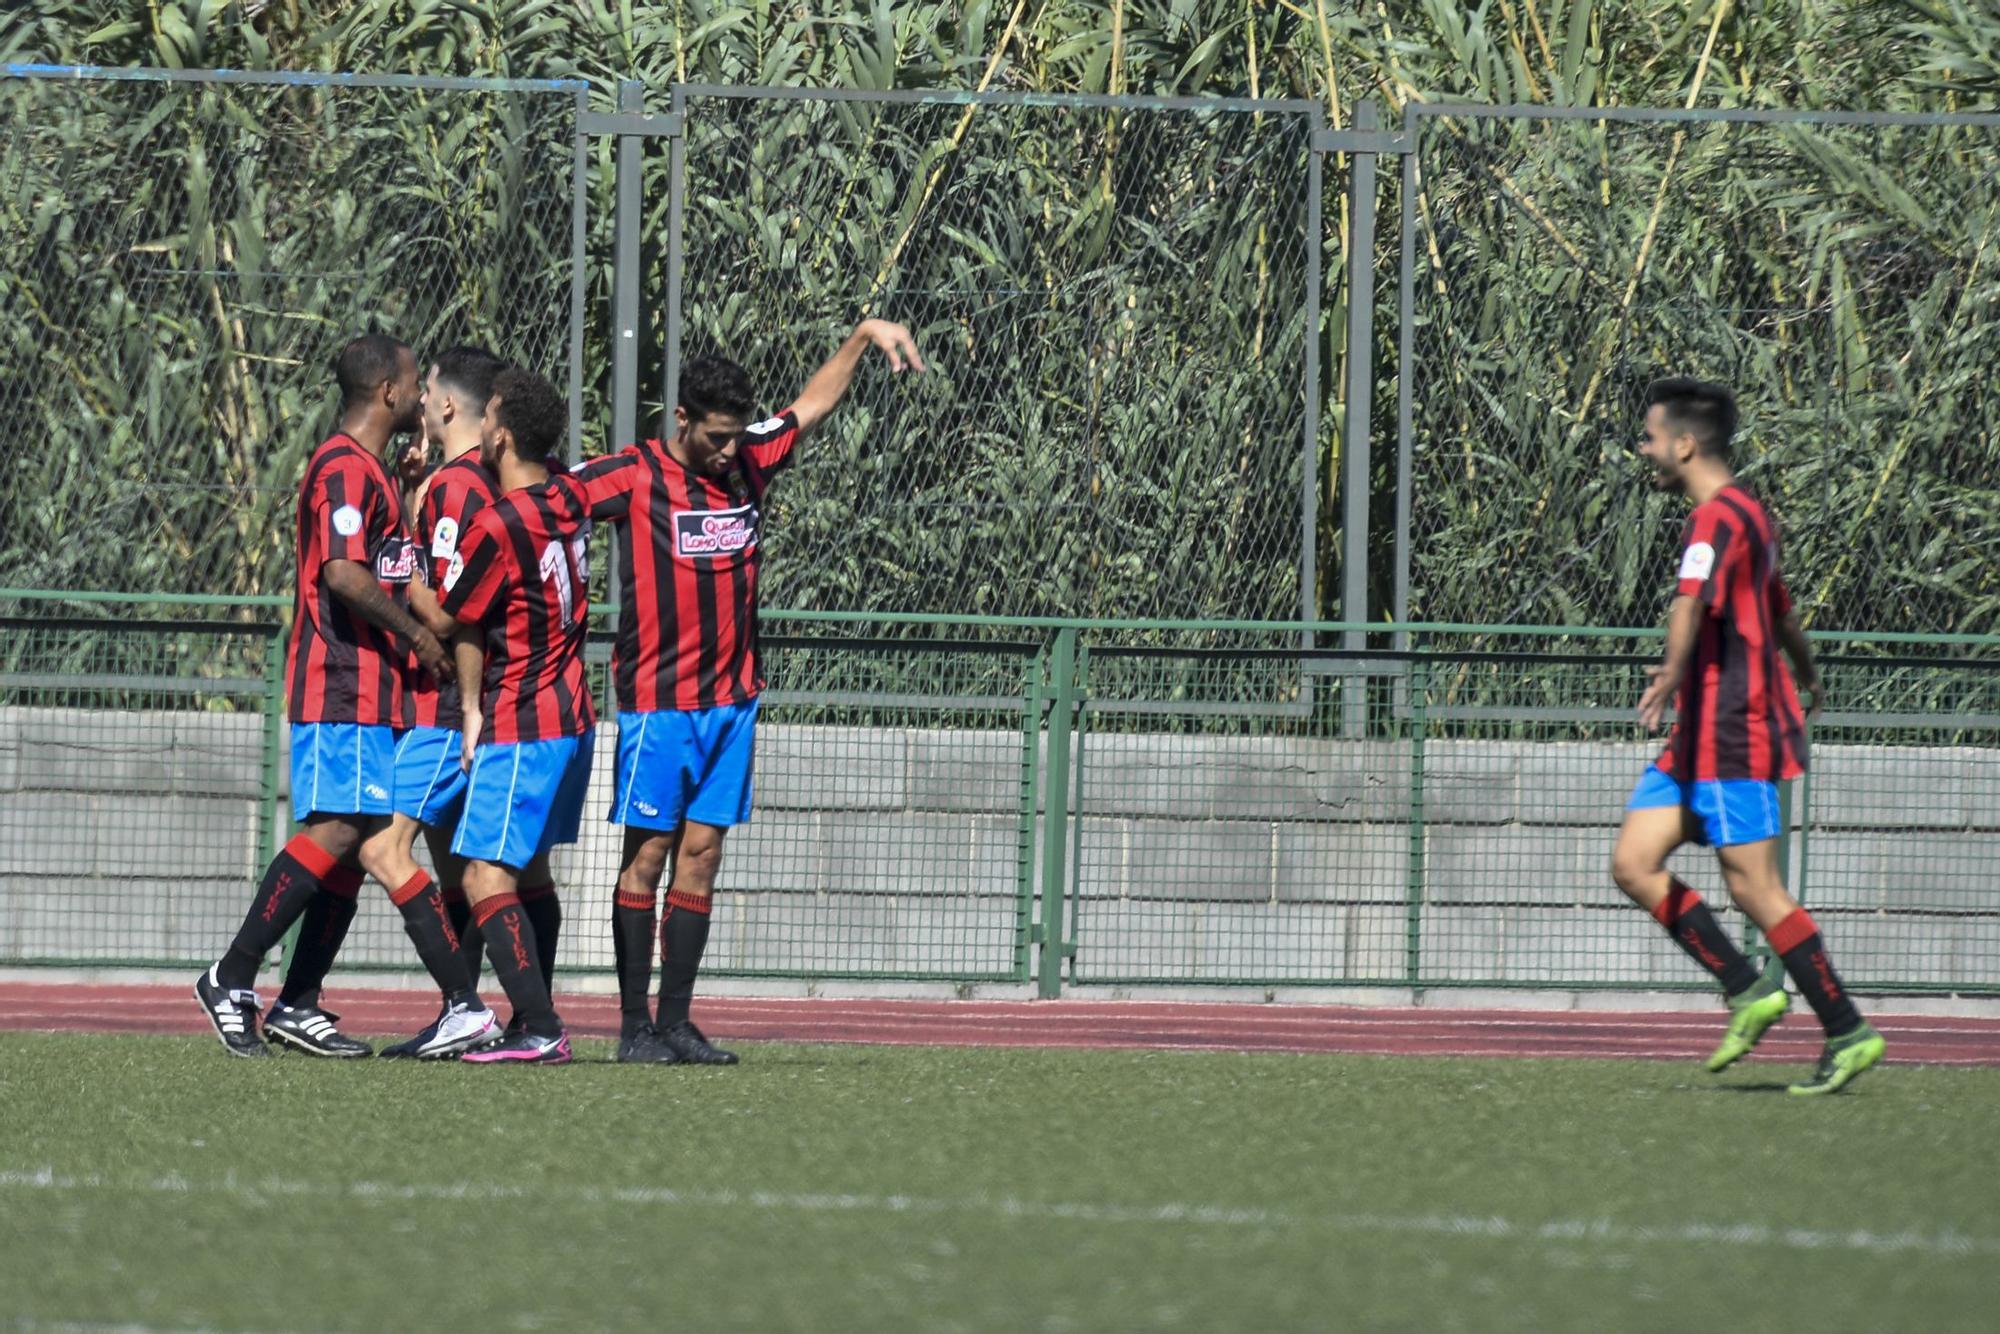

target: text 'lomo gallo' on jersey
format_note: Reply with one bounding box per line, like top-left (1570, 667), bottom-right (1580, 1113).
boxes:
top-left (1658, 484), bottom-right (1807, 783)
top-left (440, 473), bottom-right (597, 745)
top-left (287, 432), bottom-right (418, 726)
top-left (570, 409), bottom-right (800, 714)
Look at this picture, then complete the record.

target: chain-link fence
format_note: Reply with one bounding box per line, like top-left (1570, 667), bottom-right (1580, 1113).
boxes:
top-left (1395, 105), bottom-right (2000, 636)
top-left (664, 86), bottom-right (1324, 627)
top-left (0, 66), bottom-right (587, 600)
top-left (5, 601), bottom-right (1995, 996)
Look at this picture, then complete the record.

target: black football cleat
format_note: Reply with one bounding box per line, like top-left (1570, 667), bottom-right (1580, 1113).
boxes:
top-left (658, 1019), bottom-right (738, 1066)
top-left (263, 1001), bottom-right (373, 1058)
top-left (615, 1025), bottom-right (681, 1064)
top-left (193, 966), bottom-right (268, 1058)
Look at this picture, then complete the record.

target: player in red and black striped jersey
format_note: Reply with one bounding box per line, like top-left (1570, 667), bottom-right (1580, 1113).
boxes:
top-left (1613, 378), bottom-right (1883, 1094)
top-left (195, 335), bottom-right (496, 1060)
top-left (429, 365), bottom-right (598, 1064)
top-left (571, 320), bottom-right (924, 1064)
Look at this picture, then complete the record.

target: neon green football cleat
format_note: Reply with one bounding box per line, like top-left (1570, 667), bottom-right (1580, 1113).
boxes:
top-left (1788, 1023), bottom-right (1887, 1097)
top-left (1705, 970), bottom-right (1790, 1073)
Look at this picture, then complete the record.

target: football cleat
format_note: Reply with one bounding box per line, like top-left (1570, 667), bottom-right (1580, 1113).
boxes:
top-left (193, 966), bottom-right (267, 1058)
top-left (263, 1001), bottom-right (373, 1058)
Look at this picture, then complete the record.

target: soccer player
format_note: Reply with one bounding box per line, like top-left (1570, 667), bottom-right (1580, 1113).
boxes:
top-left (572, 319), bottom-right (924, 1064)
top-left (433, 364), bottom-right (598, 1065)
top-left (192, 334), bottom-right (499, 1059)
top-left (1612, 377), bottom-right (1885, 1095)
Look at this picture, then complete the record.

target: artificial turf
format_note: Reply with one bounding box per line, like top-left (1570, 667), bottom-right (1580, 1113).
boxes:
top-left (1, 1032), bottom-right (1995, 1332)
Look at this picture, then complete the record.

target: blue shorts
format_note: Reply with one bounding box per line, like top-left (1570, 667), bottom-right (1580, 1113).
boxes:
top-left (1626, 766), bottom-right (1782, 848)
top-left (392, 725), bottom-right (470, 830)
top-left (610, 700), bottom-right (758, 831)
top-left (290, 722), bottom-right (399, 823)
top-left (452, 730), bottom-right (595, 869)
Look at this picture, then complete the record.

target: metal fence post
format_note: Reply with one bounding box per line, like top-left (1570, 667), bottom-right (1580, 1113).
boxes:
top-left (1405, 656), bottom-right (1428, 990)
top-left (1016, 652), bottom-right (1045, 983)
top-left (1340, 100), bottom-right (1381, 739)
top-left (1037, 627), bottom-right (1079, 999)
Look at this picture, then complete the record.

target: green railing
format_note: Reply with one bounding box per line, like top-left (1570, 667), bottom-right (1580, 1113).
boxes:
top-left (3, 591), bottom-right (1997, 995)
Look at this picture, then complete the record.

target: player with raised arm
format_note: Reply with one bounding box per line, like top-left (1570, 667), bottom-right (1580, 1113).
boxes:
top-left (572, 319), bottom-right (923, 1065)
top-left (1611, 377), bottom-right (1885, 1095)
top-left (193, 334), bottom-right (498, 1058)
top-left (433, 365), bottom-right (597, 1065)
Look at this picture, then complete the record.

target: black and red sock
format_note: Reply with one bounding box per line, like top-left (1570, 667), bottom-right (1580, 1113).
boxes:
top-left (472, 893), bottom-right (560, 1037)
top-left (443, 885), bottom-right (484, 990)
top-left (1651, 878), bottom-right (1760, 997)
top-left (657, 890), bottom-right (712, 1029)
top-left (391, 870), bottom-right (477, 1008)
top-left (219, 833), bottom-right (338, 990)
top-left (1768, 908), bottom-right (1864, 1038)
top-left (520, 881), bottom-right (562, 989)
top-left (278, 864), bottom-right (364, 1006)
top-left (612, 887), bottom-right (657, 1039)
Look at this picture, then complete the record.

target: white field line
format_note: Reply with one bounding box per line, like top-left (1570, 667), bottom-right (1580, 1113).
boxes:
top-left (3, 1167), bottom-right (1997, 1259)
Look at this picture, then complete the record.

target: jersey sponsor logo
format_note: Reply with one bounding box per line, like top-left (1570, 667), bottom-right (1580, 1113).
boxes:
top-left (1678, 541), bottom-right (1716, 581)
top-left (375, 537), bottom-right (417, 585)
top-left (332, 504), bottom-right (363, 538)
top-left (431, 516), bottom-right (459, 559)
top-left (672, 503), bottom-right (760, 559)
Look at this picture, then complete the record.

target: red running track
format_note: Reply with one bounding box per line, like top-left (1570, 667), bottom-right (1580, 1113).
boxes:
top-left (2, 983), bottom-right (1999, 1065)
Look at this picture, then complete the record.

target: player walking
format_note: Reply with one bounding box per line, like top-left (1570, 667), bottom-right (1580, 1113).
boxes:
top-left (434, 365), bottom-right (598, 1064)
top-left (193, 335), bottom-right (499, 1058)
top-left (1611, 378), bottom-right (1885, 1095)
top-left (573, 320), bottom-right (923, 1064)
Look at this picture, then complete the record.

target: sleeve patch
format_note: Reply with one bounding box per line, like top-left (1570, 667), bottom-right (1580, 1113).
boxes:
top-left (332, 504), bottom-right (364, 538)
top-left (1678, 541), bottom-right (1716, 581)
top-left (747, 416), bottom-right (787, 436)
top-left (444, 552), bottom-right (465, 591)
top-left (431, 516), bottom-right (459, 559)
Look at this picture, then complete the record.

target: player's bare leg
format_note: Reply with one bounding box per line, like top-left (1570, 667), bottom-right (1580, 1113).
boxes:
top-left (459, 859), bottom-right (570, 1064)
top-left (1716, 840), bottom-right (1884, 1093)
top-left (653, 820), bottom-right (736, 1065)
top-left (1612, 805), bottom-right (1773, 1070)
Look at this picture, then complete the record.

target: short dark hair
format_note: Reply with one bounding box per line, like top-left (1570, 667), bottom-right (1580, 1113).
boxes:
top-left (489, 365), bottom-right (566, 464)
top-left (336, 334), bottom-right (411, 410)
top-left (1645, 377), bottom-right (1737, 457)
top-left (431, 344), bottom-right (507, 415)
top-left (677, 355), bottom-right (757, 423)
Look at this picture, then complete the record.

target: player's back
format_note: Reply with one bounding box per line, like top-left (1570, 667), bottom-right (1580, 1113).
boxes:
top-left (453, 473), bottom-right (595, 744)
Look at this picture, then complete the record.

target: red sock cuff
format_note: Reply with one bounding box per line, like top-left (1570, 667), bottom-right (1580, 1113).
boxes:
top-left (518, 882), bottom-right (558, 903)
top-left (1767, 908), bottom-right (1818, 955)
top-left (666, 889), bottom-right (712, 916)
top-left (390, 870), bottom-right (434, 908)
top-left (614, 889), bottom-right (656, 912)
top-left (1651, 878), bottom-right (1701, 929)
top-left (322, 865), bottom-right (365, 900)
top-left (471, 892), bottom-right (520, 928)
top-left (285, 833), bottom-right (338, 881)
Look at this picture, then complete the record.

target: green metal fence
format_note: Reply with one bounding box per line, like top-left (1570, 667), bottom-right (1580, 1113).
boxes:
top-left (3, 593), bottom-right (1995, 996)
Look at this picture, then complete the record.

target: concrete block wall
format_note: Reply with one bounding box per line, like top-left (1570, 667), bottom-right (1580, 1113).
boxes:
top-left (2, 709), bottom-right (1994, 991)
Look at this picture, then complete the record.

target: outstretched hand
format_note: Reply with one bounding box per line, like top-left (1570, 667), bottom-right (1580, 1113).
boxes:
top-left (858, 319), bottom-right (926, 374)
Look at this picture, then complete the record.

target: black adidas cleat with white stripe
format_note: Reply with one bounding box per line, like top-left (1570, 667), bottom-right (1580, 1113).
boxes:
top-left (193, 965), bottom-right (268, 1058)
top-left (263, 1001), bottom-right (373, 1058)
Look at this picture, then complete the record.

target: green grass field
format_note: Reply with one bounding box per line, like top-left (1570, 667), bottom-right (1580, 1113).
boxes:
top-left (3, 1032), bottom-right (1997, 1332)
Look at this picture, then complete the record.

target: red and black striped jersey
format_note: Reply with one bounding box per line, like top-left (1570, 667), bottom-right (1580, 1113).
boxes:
top-left (286, 432), bottom-right (417, 726)
top-left (408, 453), bottom-right (498, 730)
top-left (571, 410), bottom-right (800, 713)
top-left (439, 472), bottom-right (596, 745)
top-left (1658, 484), bottom-right (1808, 783)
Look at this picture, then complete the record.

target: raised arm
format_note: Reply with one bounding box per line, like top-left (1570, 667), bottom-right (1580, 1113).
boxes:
top-left (788, 318), bottom-right (926, 439)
